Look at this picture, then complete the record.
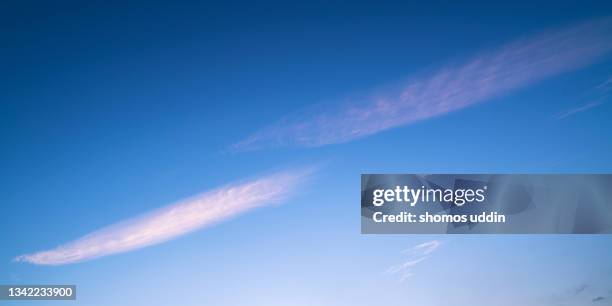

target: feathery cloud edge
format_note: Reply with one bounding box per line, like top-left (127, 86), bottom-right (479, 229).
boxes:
top-left (14, 167), bottom-right (314, 265)
top-left (233, 17), bottom-right (612, 151)
top-left (387, 240), bottom-right (442, 282)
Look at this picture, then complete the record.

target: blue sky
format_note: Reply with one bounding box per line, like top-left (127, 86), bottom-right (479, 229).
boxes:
top-left (1, 1), bottom-right (612, 305)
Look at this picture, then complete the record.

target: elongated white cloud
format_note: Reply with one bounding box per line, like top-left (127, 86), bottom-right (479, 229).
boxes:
top-left (233, 18), bottom-right (612, 150)
top-left (15, 168), bottom-right (313, 265)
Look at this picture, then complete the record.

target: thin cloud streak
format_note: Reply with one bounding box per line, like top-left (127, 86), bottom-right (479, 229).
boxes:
top-left (554, 100), bottom-right (605, 120)
top-left (387, 240), bottom-right (442, 282)
top-left (233, 18), bottom-right (612, 150)
top-left (15, 168), bottom-right (313, 265)
top-left (554, 75), bottom-right (611, 119)
top-left (386, 256), bottom-right (429, 274)
top-left (404, 240), bottom-right (442, 255)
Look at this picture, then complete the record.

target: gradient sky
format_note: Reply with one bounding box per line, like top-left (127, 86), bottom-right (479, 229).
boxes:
top-left (2, 1), bottom-right (612, 305)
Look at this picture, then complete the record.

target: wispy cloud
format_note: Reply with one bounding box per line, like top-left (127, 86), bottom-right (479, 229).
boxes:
top-left (386, 256), bottom-right (429, 275)
top-left (15, 168), bottom-right (313, 265)
top-left (554, 76), bottom-right (611, 120)
top-left (233, 18), bottom-right (612, 150)
top-left (386, 240), bottom-right (442, 282)
top-left (554, 100), bottom-right (605, 119)
top-left (404, 240), bottom-right (442, 256)
top-left (596, 76), bottom-right (612, 92)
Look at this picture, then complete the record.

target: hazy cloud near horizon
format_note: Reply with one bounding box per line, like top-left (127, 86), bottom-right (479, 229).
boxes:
top-left (233, 17), bottom-right (612, 151)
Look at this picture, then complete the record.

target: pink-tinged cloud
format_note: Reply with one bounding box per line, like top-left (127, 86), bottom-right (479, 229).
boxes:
top-left (15, 168), bottom-right (313, 265)
top-left (233, 18), bottom-right (612, 150)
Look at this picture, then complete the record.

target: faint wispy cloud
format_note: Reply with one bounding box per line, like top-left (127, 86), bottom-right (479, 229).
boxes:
top-left (15, 168), bottom-right (314, 265)
top-left (386, 256), bottom-right (429, 275)
top-left (554, 100), bottom-right (605, 120)
top-left (386, 240), bottom-right (442, 282)
top-left (554, 76), bottom-right (611, 120)
top-left (596, 76), bottom-right (612, 93)
top-left (404, 240), bottom-right (442, 255)
top-left (233, 17), bottom-right (612, 151)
